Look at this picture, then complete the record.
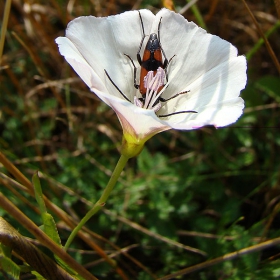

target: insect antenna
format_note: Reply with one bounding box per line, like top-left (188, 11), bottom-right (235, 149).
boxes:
top-left (137, 11), bottom-right (147, 63)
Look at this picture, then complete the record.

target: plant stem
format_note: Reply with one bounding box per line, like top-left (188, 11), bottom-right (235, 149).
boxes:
top-left (64, 154), bottom-right (129, 250)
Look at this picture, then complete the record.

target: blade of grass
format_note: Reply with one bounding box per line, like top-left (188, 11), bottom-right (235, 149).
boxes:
top-left (186, 0), bottom-right (206, 29)
top-left (0, 194), bottom-right (98, 280)
top-left (0, 0), bottom-right (11, 64)
top-left (159, 235), bottom-right (280, 279)
top-left (246, 20), bottom-right (280, 61)
top-left (242, 0), bottom-right (280, 74)
top-left (274, 0), bottom-right (280, 19)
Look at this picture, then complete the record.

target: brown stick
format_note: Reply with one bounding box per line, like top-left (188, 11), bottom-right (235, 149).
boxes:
top-left (0, 217), bottom-right (75, 280)
top-left (0, 194), bottom-right (97, 280)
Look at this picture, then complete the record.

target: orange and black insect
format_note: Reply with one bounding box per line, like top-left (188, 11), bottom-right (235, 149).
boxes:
top-left (105, 11), bottom-right (170, 104)
top-left (104, 11), bottom-right (197, 117)
top-left (124, 11), bottom-right (172, 99)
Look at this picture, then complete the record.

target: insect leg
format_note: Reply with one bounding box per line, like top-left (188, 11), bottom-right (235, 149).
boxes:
top-left (157, 17), bottom-right (176, 83)
top-left (104, 69), bottom-right (131, 102)
top-left (124, 54), bottom-right (139, 89)
top-left (158, 110), bottom-right (197, 118)
top-left (157, 17), bottom-right (168, 67)
top-left (164, 54), bottom-right (176, 83)
top-left (159, 90), bottom-right (190, 102)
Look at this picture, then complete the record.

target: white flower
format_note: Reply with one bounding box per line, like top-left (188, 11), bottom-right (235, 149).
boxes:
top-left (55, 8), bottom-right (246, 157)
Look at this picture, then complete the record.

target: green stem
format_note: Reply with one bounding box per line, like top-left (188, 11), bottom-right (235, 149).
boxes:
top-left (64, 154), bottom-right (129, 250)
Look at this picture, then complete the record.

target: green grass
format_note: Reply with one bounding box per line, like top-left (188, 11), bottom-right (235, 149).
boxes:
top-left (1, 0), bottom-right (280, 279)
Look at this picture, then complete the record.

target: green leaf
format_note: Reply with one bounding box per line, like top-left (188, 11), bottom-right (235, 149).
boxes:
top-left (31, 174), bottom-right (82, 278)
top-left (32, 172), bottom-right (47, 215)
top-left (32, 173), bottom-right (62, 246)
top-left (31, 270), bottom-right (46, 280)
top-left (0, 250), bottom-right (20, 280)
top-left (0, 243), bottom-right (12, 258)
top-left (54, 257), bottom-right (84, 280)
top-left (41, 213), bottom-right (61, 247)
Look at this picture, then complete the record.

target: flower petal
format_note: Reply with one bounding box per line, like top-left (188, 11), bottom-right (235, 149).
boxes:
top-left (56, 8), bottom-right (247, 144)
top-left (55, 37), bottom-right (106, 92)
top-left (158, 55), bottom-right (247, 128)
top-left (60, 10), bottom-right (155, 101)
top-left (149, 9), bottom-right (244, 99)
top-left (164, 97), bottom-right (244, 130)
top-left (93, 89), bottom-right (171, 141)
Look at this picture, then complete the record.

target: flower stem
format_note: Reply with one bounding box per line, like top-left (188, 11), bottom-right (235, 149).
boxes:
top-left (64, 154), bottom-right (129, 250)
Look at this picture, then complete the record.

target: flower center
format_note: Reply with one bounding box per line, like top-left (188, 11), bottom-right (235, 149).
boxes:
top-left (134, 67), bottom-right (166, 112)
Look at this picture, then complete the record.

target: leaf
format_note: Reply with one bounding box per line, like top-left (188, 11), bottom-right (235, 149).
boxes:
top-left (31, 270), bottom-right (46, 279)
top-left (32, 173), bottom-right (62, 246)
top-left (32, 174), bottom-right (82, 279)
top-left (0, 250), bottom-right (20, 280)
top-left (32, 172), bottom-right (47, 215)
top-left (41, 213), bottom-right (61, 247)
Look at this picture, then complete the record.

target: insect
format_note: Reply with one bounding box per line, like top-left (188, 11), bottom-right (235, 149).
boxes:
top-left (124, 11), bottom-right (170, 96)
top-left (105, 11), bottom-right (197, 117)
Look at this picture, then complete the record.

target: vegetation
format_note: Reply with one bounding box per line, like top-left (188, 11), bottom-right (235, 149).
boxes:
top-left (1, 0), bottom-right (280, 279)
